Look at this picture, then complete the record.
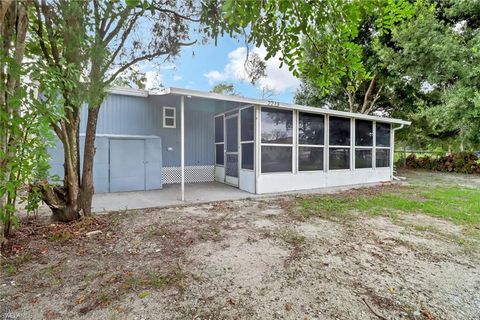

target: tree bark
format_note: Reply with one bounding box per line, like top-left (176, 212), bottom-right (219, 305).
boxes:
top-left (80, 106), bottom-right (101, 216)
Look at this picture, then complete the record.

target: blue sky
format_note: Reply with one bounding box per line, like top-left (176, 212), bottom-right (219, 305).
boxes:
top-left (142, 35), bottom-right (300, 103)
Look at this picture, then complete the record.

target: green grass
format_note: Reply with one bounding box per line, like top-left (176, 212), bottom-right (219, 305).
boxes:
top-left (298, 186), bottom-right (480, 226)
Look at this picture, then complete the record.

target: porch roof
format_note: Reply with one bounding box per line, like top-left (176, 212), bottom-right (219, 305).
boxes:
top-left (109, 86), bottom-right (411, 126)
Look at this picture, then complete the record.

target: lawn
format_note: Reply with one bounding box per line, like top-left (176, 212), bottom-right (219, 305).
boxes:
top-left (1, 170), bottom-right (480, 320)
top-left (299, 184), bottom-right (480, 225)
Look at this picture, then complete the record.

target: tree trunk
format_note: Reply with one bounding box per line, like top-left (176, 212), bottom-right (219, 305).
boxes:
top-left (80, 106), bottom-right (101, 216)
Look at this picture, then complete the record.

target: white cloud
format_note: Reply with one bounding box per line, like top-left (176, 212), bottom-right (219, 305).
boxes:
top-left (173, 75), bottom-right (182, 81)
top-left (145, 70), bottom-right (162, 90)
top-left (204, 46), bottom-right (300, 95)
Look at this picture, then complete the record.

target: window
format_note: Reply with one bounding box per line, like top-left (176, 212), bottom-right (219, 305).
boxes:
top-left (299, 147), bottom-right (324, 171)
top-left (329, 116), bottom-right (350, 146)
top-left (298, 112), bottom-right (324, 171)
top-left (215, 116), bottom-right (224, 143)
top-left (376, 122), bottom-right (391, 168)
top-left (355, 149), bottom-right (372, 169)
top-left (354, 120), bottom-right (373, 169)
top-left (261, 107), bottom-right (293, 144)
top-left (163, 107), bottom-right (176, 128)
top-left (215, 144), bottom-right (224, 165)
top-left (329, 148), bottom-right (350, 170)
top-left (261, 146), bottom-right (292, 173)
top-left (329, 116), bottom-right (351, 170)
top-left (241, 107), bottom-right (254, 141)
top-left (376, 148), bottom-right (390, 167)
top-left (261, 107), bottom-right (293, 173)
top-left (241, 107), bottom-right (255, 170)
top-left (355, 120), bottom-right (373, 146)
top-left (376, 123), bottom-right (391, 147)
top-left (214, 115), bottom-right (224, 166)
top-left (242, 143), bottom-right (254, 170)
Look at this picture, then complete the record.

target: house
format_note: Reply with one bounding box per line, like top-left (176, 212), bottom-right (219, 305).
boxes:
top-left (48, 87), bottom-right (410, 199)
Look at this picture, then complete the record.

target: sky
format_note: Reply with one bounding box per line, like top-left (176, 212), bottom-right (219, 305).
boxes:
top-left (141, 35), bottom-right (301, 104)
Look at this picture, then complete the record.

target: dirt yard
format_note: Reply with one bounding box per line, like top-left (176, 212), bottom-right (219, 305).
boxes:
top-left (1, 171), bottom-right (479, 319)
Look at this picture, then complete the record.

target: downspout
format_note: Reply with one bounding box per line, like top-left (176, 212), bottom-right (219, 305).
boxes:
top-left (391, 124), bottom-right (405, 181)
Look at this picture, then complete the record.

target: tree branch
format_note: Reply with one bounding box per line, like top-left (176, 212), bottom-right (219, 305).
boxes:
top-left (151, 6), bottom-right (200, 22)
top-left (33, 0), bottom-right (52, 65)
top-left (40, 0), bottom-right (60, 64)
top-left (100, 15), bottom-right (139, 75)
top-left (104, 41), bottom-right (196, 85)
top-left (361, 74), bottom-right (376, 113)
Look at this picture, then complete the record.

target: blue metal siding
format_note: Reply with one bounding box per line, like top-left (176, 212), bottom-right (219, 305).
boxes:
top-left (77, 93), bottom-right (241, 167)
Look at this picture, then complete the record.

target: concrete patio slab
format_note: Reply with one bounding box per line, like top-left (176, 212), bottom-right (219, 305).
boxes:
top-left (92, 181), bottom-right (390, 212)
top-left (92, 182), bottom-right (254, 212)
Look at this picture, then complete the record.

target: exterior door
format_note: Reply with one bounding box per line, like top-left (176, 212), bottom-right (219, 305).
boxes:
top-left (225, 114), bottom-right (239, 186)
top-left (109, 139), bottom-right (145, 192)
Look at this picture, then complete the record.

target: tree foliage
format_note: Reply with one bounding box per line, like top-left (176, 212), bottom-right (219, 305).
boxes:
top-left (211, 82), bottom-right (237, 95)
top-left (30, 0), bottom-right (216, 221)
top-left (209, 0), bottom-right (413, 114)
top-left (0, 1), bottom-right (56, 239)
top-left (381, 0), bottom-right (480, 150)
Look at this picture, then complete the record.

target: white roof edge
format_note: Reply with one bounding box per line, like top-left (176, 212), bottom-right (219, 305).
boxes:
top-left (107, 86), bottom-right (411, 125)
top-left (162, 87), bottom-right (411, 125)
top-left (108, 86), bottom-right (149, 97)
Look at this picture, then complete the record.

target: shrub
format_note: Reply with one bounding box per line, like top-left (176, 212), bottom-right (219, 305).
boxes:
top-left (402, 152), bottom-right (480, 174)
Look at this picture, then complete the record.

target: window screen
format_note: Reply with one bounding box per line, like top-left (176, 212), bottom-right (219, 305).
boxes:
top-left (215, 144), bottom-right (224, 165)
top-left (355, 149), bottom-right (372, 168)
top-left (376, 149), bottom-right (390, 167)
top-left (226, 116), bottom-right (238, 152)
top-left (355, 120), bottom-right (373, 146)
top-left (261, 107), bottom-right (293, 144)
top-left (376, 123), bottom-right (391, 147)
top-left (215, 116), bottom-right (224, 143)
top-left (241, 143), bottom-right (254, 170)
top-left (261, 146), bottom-right (292, 173)
top-left (329, 117), bottom-right (350, 146)
top-left (299, 113), bottom-right (324, 145)
top-left (299, 147), bottom-right (324, 171)
top-left (241, 107), bottom-right (254, 141)
top-left (329, 148), bottom-right (350, 170)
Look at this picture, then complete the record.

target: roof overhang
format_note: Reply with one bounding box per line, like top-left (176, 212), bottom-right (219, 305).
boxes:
top-left (108, 86), bottom-right (411, 126)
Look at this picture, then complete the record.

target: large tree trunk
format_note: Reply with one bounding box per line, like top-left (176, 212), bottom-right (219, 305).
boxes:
top-left (80, 106), bottom-right (101, 216)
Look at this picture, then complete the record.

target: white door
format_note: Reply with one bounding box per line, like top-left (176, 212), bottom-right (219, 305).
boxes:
top-left (225, 114), bottom-right (239, 186)
top-left (109, 139), bottom-right (145, 192)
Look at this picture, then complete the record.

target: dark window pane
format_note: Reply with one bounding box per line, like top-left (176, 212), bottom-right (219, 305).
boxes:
top-left (215, 144), bottom-right (224, 165)
top-left (261, 146), bottom-right (292, 173)
top-left (299, 147), bottom-right (324, 171)
top-left (329, 148), bottom-right (350, 170)
top-left (376, 148), bottom-right (390, 167)
top-left (376, 123), bottom-right (391, 147)
top-left (329, 116), bottom-right (350, 146)
top-left (164, 118), bottom-right (175, 127)
top-left (215, 116), bottom-right (224, 143)
top-left (164, 108), bottom-right (174, 117)
top-left (299, 112), bottom-right (324, 145)
top-left (355, 120), bottom-right (373, 146)
top-left (241, 143), bottom-right (254, 170)
top-left (226, 154), bottom-right (238, 177)
top-left (226, 116), bottom-right (238, 152)
top-left (261, 107), bottom-right (293, 144)
top-left (355, 149), bottom-right (372, 168)
top-left (241, 107), bottom-right (254, 141)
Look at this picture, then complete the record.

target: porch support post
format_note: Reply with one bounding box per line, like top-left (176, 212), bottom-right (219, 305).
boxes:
top-left (181, 95), bottom-right (185, 201)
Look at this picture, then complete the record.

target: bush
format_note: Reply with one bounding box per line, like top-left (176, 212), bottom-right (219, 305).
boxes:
top-left (402, 152), bottom-right (480, 174)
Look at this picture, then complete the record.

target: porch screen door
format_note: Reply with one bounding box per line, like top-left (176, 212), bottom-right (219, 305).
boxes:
top-left (225, 114), bottom-right (239, 186)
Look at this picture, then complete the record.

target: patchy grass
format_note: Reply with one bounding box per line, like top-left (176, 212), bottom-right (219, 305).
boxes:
top-left (297, 185), bottom-right (480, 226)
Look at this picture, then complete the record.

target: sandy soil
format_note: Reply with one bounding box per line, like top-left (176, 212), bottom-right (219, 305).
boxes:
top-left (1, 181), bottom-right (480, 319)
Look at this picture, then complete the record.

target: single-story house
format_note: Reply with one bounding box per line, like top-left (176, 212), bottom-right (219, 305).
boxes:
top-left (48, 86), bottom-right (410, 199)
